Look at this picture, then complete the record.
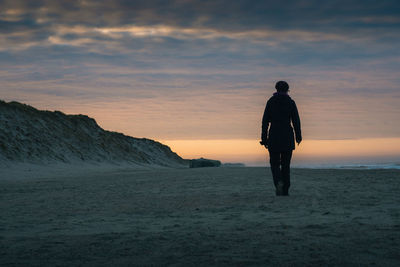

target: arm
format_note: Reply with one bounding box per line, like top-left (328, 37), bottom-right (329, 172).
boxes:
top-left (260, 101), bottom-right (270, 147)
top-left (291, 100), bottom-right (302, 144)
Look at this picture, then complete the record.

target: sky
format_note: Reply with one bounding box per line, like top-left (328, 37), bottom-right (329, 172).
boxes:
top-left (1, 0), bottom-right (400, 165)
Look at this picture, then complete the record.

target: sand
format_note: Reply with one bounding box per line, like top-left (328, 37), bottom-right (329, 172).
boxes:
top-left (1, 167), bottom-right (399, 266)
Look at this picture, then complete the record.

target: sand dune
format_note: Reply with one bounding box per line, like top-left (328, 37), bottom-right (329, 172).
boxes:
top-left (1, 167), bottom-right (399, 266)
top-left (0, 100), bottom-right (186, 167)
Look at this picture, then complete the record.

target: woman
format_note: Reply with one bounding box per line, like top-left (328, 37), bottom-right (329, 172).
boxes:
top-left (260, 81), bottom-right (302, 196)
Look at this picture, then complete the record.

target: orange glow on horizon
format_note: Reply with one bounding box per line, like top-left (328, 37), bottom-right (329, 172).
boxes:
top-left (162, 138), bottom-right (400, 164)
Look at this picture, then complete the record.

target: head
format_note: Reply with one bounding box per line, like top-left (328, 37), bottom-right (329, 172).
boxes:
top-left (275, 81), bottom-right (289, 93)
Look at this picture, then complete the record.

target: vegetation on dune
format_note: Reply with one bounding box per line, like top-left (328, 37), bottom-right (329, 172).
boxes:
top-left (0, 100), bottom-right (186, 167)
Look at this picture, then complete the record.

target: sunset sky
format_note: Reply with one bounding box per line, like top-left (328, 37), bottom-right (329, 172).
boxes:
top-left (1, 0), bottom-right (400, 165)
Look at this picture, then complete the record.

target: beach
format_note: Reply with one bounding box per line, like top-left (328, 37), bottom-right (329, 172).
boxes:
top-left (1, 167), bottom-right (399, 266)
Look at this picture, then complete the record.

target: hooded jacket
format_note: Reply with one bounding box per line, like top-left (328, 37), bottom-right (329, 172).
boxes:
top-left (261, 93), bottom-right (302, 152)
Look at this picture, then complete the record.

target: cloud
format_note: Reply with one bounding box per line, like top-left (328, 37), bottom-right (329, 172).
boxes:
top-left (0, 0), bottom-right (400, 141)
top-left (0, 0), bottom-right (399, 51)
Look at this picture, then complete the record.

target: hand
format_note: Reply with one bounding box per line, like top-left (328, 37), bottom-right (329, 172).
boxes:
top-left (296, 137), bottom-right (302, 145)
top-left (260, 140), bottom-right (268, 148)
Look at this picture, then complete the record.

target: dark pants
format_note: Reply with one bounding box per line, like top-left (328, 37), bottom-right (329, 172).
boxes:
top-left (268, 150), bottom-right (293, 195)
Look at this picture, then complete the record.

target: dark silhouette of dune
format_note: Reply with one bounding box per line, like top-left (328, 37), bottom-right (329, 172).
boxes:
top-left (0, 100), bottom-right (186, 167)
top-left (189, 158), bottom-right (221, 168)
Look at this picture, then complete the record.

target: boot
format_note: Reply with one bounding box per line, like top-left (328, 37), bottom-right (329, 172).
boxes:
top-left (275, 180), bottom-right (284, 196)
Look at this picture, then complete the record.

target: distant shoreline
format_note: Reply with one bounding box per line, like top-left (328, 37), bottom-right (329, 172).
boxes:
top-left (245, 163), bottom-right (400, 170)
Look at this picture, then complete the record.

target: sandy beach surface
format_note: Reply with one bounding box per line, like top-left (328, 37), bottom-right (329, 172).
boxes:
top-left (1, 166), bottom-right (399, 266)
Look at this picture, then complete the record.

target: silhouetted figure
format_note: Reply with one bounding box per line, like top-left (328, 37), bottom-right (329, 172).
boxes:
top-left (260, 81), bottom-right (302, 196)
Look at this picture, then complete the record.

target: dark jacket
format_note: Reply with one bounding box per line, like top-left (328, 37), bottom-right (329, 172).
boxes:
top-left (261, 93), bottom-right (301, 152)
